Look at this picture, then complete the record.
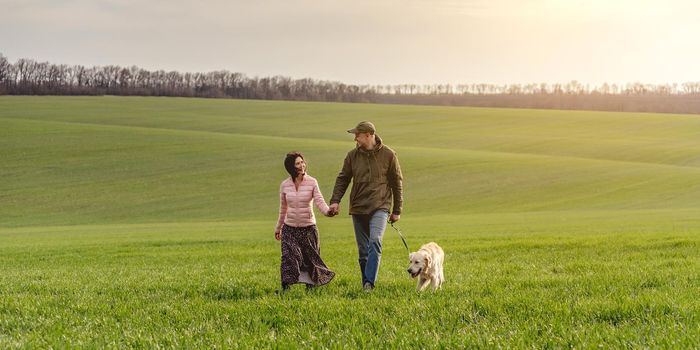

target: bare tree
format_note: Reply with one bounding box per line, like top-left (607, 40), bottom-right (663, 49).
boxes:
top-left (0, 54), bottom-right (10, 92)
top-left (4, 52), bottom-right (700, 114)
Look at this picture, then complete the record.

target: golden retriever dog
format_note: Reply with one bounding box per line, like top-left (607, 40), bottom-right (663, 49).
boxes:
top-left (407, 242), bottom-right (444, 292)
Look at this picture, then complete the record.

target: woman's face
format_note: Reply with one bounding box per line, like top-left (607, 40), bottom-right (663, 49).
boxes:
top-left (294, 156), bottom-right (306, 176)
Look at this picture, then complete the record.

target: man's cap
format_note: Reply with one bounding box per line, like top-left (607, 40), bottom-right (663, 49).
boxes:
top-left (347, 121), bottom-right (376, 134)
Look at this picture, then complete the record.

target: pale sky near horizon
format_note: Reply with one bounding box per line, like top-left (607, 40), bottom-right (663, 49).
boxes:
top-left (2, 0), bottom-right (699, 86)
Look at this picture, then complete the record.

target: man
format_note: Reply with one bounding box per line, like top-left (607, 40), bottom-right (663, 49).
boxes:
top-left (329, 121), bottom-right (403, 291)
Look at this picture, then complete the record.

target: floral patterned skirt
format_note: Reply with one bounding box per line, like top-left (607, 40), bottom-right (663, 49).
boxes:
top-left (280, 224), bottom-right (335, 286)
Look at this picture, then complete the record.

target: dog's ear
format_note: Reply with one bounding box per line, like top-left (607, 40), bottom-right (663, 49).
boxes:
top-left (425, 254), bottom-right (433, 269)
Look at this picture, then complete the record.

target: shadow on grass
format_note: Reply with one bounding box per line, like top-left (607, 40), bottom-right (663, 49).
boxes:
top-left (202, 278), bottom-right (436, 301)
top-left (138, 239), bottom-right (229, 248)
top-left (203, 284), bottom-right (271, 301)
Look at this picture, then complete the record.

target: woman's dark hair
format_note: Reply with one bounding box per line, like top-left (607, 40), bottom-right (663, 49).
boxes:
top-left (284, 152), bottom-right (304, 178)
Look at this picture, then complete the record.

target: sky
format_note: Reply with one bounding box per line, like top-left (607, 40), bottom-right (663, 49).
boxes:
top-left (2, 0), bottom-right (700, 86)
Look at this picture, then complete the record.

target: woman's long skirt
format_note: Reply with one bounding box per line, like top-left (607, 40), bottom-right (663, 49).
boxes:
top-left (280, 224), bottom-right (335, 286)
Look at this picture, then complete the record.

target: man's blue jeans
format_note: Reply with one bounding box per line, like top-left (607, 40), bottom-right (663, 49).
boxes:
top-left (352, 209), bottom-right (389, 287)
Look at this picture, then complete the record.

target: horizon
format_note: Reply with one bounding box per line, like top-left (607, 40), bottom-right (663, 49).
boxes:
top-left (3, 0), bottom-right (700, 86)
top-left (2, 52), bottom-right (699, 90)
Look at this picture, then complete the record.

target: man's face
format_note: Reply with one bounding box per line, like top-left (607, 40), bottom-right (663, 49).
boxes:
top-left (354, 132), bottom-right (372, 149)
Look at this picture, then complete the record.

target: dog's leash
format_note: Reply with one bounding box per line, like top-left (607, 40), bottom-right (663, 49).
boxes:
top-left (388, 220), bottom-right (411, 254)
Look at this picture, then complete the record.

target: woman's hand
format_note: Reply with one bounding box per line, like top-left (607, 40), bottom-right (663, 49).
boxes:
top-left (328, 203), bottom-right (339, 216)
top-left (275, 229), bottom-right (281, 241)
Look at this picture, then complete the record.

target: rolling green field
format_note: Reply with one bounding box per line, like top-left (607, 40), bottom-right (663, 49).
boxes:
top-left (1, 96), bottom-right (699, 348)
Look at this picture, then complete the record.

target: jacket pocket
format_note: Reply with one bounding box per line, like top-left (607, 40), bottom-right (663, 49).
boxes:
top-left (350, 181), bottom-right (368, 208)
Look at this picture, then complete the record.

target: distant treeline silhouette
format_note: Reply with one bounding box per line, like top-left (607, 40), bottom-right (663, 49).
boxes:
top-left (2, 53), bottom-right (700, 114)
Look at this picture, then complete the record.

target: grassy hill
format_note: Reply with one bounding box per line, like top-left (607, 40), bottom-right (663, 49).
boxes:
top-left (1, 96), bottom-right (698, 348)
top-left (3, 95), bottom-right (700, 227)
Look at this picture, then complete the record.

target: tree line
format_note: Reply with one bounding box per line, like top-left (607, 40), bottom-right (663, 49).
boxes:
top-left (2, 53), bottom-right (700, 114)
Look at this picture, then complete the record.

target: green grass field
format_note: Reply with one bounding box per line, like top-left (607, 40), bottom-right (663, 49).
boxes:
top-left (1, 96), bottom-right (699, 348)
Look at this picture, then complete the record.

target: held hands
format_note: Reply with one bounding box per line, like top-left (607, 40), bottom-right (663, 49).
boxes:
top-left (327, 203), bottom-right (339, 217)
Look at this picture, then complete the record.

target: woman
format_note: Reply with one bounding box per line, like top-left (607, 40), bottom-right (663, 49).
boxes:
top-left (275, 152), bottom-right (336, 291)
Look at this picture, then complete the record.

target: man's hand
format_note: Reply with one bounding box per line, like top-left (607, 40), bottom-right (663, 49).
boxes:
top-left (274, 229), bottom-right (281, 241)
top-left (329, 203), bottom-right (339, 216)
top-left (389, 213), bottom-right (400, 223)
